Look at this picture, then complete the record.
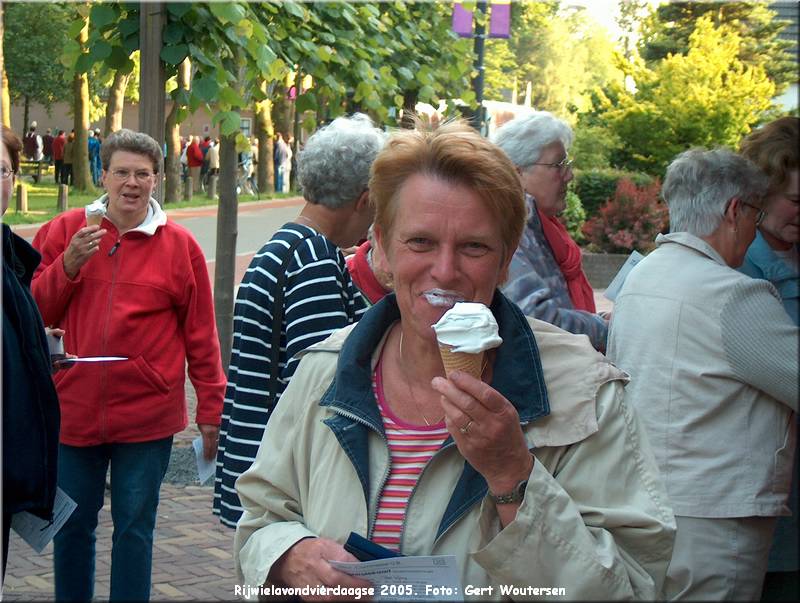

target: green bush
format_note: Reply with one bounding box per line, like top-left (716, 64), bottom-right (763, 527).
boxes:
top-left (570, 124), bottom-right (621, 171)
top-left (581, 178), bottom-right (668, 254)
top-left (573, 168), bottom-right (654, 218)
top-left (559, 188), bottom-right (586, 243)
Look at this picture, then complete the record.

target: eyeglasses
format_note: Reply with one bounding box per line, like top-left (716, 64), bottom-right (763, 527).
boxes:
top-left (109, 169), bottom-right (155, 183)
top-left (531, 156), bottom-right (573, 175)
top-left (741, 201), bottom-right (766, 227)
top-left (0, 166), bottom-right (14, 180)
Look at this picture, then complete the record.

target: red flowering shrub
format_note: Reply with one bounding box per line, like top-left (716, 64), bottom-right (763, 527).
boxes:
top-left (581, 178), bottom-right (668, 254)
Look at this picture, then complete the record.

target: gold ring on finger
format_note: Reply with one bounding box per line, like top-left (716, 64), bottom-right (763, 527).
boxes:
top-left (459, 420), bottom-right (473, 435)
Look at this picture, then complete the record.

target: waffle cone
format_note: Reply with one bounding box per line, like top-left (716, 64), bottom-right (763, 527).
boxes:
top-left (86, 214), bottom-right (104, 227)
top-left (438, 345), bottom-right (484, 379)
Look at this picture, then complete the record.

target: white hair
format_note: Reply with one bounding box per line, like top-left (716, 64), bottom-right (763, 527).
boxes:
top-left (490, 111), bottom-right (573, 168)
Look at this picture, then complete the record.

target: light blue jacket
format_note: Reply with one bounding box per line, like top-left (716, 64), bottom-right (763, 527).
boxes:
top-left (740, 231), bottom-right (799, 325)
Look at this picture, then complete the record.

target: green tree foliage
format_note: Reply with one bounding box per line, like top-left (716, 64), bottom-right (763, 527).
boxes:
top-left (376, 2), bottom-right (475, 123)
top-left (4, 2), bottom-right (73, 116)
top-left (639, 1), bottom-right (795, 94)
top-left (483, 2), bottom-right (623, 116)
top-left (595, 16), bottom-right (775, 176)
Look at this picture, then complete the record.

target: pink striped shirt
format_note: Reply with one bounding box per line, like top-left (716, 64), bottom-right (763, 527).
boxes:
top-left (371, 358), bottom-right (449, 551)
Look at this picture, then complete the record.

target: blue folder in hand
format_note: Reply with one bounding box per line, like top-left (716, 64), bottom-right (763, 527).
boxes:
top-left (344, 532), bottom-right (403, 561)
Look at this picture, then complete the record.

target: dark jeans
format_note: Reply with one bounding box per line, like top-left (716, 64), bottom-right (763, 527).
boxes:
top-left (54, 160), bottom-right (63, 184)
top-left (60, 164), bottom-right (73, 187)
top-left (53, 437), bottom-right (172, 602)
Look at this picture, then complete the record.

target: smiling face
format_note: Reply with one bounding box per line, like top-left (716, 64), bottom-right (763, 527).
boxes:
top-left (518, 141), bottom-right (573, 217)
top-left (760, 169), bottom-right (800, 250)
top-left (101, 150), bottom-right (157, 227)
top-left (376, 173), bottom-right (511, 344)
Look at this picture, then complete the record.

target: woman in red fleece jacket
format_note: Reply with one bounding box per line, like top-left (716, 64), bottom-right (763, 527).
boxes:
top-left (31, 129), bottom-right (226, 602)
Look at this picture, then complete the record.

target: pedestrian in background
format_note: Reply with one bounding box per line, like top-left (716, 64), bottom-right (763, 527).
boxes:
top-left (61, 130), bottom-right (75, 186)
top-left (205, 139), bottom-right (220, 188)
top-left (608, 148), bottom-right (798, 601)
top-left (52, 130), bottom-right (66, 184)
top-left (43, 128), bottom-right (54, 165)
top-left (273, 132), bottom-right (288, 192)
top-left (23, 121), bottom-right (43, 162)
top-left (186, 135), bottom-right (204, 193)
top-left (87, 130), bottom-right (101, 187)
top-left (31, 128), bottom-right (226, 602)
top-left (214, 114), bottom-right (384, 527)
top-left (280, 136), bottom-right (292, 193)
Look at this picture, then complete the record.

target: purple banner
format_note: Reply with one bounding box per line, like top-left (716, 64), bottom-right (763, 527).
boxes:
top-left (452, 3), bottom-right (474, 38)
top-left (489, 3), bottom-right (511, 39)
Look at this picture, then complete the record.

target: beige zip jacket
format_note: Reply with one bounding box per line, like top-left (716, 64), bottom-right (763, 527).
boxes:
top-left (235, 294), bottom-right (675, 600)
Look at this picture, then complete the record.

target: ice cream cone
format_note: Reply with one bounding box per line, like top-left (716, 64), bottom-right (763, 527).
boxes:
top-left (86, 214), bottom-right (104, 227)
top-left (439, 344), bottom-right (484, 379)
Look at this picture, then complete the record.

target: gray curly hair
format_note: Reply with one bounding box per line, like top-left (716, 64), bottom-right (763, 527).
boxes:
top-left (101, 128), bottom-right (163, 173)
top-left (297, 114), bottom-right (386, 209)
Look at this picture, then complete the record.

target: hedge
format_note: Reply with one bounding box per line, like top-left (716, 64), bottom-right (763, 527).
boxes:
top-left (573, 168), bottom-right (654, 218)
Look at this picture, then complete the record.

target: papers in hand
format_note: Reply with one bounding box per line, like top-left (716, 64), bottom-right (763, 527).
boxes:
top-left (193, 436), bottom-right (216, 484)
top-left (55, 356), bottom-right (128, 364)
top-left (329, 555), bottom-right (462, 601)
top-left (604, 250), bottom-right (644, 301)
top-left (11, 488), bottom-right (77, 553)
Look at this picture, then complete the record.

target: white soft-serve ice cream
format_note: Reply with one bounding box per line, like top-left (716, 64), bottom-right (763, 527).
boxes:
top-left (85, 199), bottom-right (107, 227)
top-left (432, 302), bottom-right (502, 378)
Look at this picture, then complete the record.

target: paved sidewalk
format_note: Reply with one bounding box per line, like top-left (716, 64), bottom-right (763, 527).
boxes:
top-left (3, 483), bottom-right (238, 601)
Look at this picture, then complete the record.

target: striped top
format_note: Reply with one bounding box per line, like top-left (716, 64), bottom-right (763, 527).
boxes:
top-left (371, 357), bottom-right (449, 551)
top-left (213, 222), bottom-right (367, 527)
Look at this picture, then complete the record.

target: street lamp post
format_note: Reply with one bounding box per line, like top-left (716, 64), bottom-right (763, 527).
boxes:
top-left (471, 1), bottom-right (488, 133)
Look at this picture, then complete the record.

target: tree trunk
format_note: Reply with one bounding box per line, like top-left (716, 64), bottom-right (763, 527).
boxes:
top-left (254, 82), bottom-right (274, 195)
top-left (401, 90), bottom-right (418, 129)
top-left (164, 58), bottom-right (190, 203)
top-left (290, 71), bottom-right (301, 191)
top-left (23, 96), bottom-right (29, 135)
top-left (104, 70), bottom-right (129, 137)
top-left (0, 4), bottom-right (11, 128)
top-left (139, 1), bottom-right (165, 202)
top-left (72, 11), bottom-right (93, 192)
top-left (214, 134), bottom-right (238, 369)
top-left (272, 90), bottom-right (292, 138)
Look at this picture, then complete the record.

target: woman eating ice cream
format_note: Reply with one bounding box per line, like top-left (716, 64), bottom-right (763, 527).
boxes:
top-left (234, 120), bottom-right (675, 600)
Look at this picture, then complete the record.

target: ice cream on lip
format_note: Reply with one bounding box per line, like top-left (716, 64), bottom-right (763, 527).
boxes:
top-left (423, 288), bottom-right (465, 308)
top-left (432, 302), bottom-right (502, 354)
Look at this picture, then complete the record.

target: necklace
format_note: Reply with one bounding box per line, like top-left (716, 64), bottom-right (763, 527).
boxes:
top-left (398, 330), bottom-right (444, 426)
top-left (296, 214), bottom-right (323, 233)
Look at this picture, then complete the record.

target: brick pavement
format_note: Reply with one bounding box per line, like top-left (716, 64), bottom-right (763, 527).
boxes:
top-left (3, 483), bottom-right (238, 601)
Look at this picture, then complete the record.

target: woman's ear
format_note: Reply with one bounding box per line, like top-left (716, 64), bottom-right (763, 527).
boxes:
top-left (722, 197), bottom-right (741, 226)
top-left (373, 223), bottom-right (386, 258)
top-left (355, 189), bottom-right (371, 213)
